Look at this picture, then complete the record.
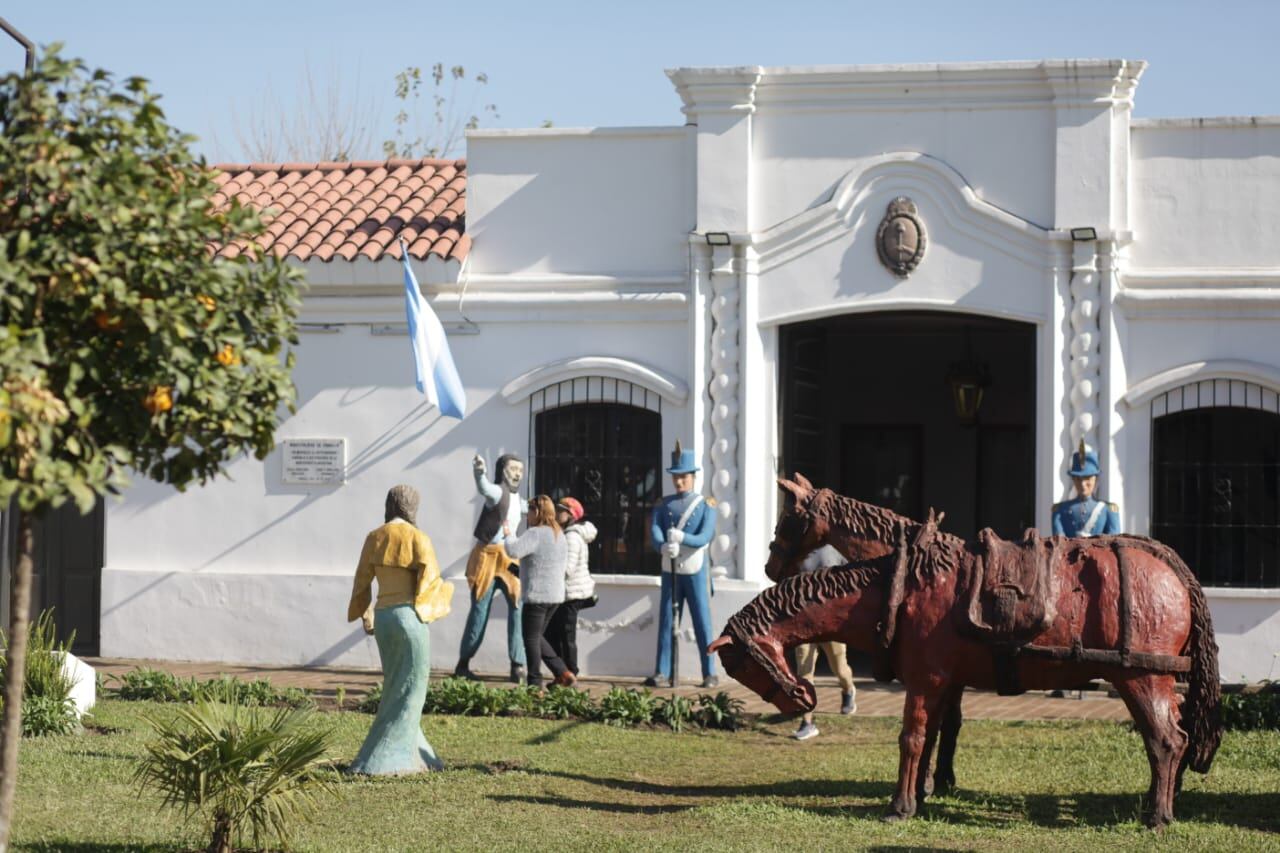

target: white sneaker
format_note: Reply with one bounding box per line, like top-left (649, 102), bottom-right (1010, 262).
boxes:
top-left (840, 691), bottom-right (857, 715)
top-left (792, 721), bottom-right (820, 740)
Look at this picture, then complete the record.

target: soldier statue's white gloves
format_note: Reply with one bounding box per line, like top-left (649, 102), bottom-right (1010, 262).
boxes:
top-left (662, 541), bottom-right (681, 559)
top-left (472, 454), bottom-right (486, 475)
top-left (667, 529), bottom-right (685, 545)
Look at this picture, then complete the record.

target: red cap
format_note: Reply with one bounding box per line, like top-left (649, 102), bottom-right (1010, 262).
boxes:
top-left (556, 496), bottom-right (584, 522)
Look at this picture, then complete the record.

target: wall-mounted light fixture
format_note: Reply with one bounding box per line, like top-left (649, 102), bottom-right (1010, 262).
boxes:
top-left (1070, 227), bottom-right (1098, 242)
top-left (704, 232), bottom-right (731, 246)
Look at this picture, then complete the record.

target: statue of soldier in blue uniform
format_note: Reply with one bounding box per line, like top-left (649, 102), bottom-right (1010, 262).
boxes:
top-left (644, 441), bottom-right (719, 689)
top-left (1052, 442), bottom-right (1121, 537)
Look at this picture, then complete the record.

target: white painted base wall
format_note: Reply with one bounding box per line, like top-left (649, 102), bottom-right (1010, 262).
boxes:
top-left (101, 568), bottom-right (764, 679)
top-left (103, 569), bottom-right (1277, 683)
top-left (1205, 590), bottom-right (1280, 683)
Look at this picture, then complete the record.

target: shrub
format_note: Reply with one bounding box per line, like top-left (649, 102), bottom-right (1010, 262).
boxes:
top-left (1221, 684), bottom-right (1280, 731)
top-left (134, 701), bottom-right (334, 853)
top-left (539, 686), bottom-right (597, 720)
top-left (597, 687), bottom-right (656, 727)
top-left (110, 669), bottom-right (314, 709)
top-left (0, 609), bottom-right (80, 737)
top-left (696, 691), bottom-right (746, 731)
top-left (356, 683), bottom-right (382, 715)
top-left (425, 677), bottom-right (492, 715)
top-left (20, 693), bottom-right (78, 738)
top-left (655, 694), bottom-right (695, 732)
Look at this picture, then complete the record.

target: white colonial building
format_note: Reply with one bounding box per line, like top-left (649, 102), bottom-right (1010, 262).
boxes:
top-left (10, 59), bottom-right (1278, 682)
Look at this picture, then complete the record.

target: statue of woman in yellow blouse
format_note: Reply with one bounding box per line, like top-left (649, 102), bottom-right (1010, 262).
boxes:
top-left (346, 484), bottom-right (454, 775)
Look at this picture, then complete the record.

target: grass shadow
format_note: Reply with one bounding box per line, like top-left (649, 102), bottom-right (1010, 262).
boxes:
top-left (20, 844), bottom-right (185, 852)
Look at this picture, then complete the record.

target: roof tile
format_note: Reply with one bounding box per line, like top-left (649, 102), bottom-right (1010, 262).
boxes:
top-left (210, 157), bottom-right (468, 262)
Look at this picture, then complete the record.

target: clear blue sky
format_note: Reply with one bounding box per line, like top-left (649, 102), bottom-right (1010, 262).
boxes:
top-left (6, 0), bottom-right (1278, 162)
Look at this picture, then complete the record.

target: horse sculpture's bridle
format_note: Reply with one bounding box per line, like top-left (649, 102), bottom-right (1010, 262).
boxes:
top-left (723, 622), bottom-right (811, 708)
top-left (768, 500), bottom-right (817, 569)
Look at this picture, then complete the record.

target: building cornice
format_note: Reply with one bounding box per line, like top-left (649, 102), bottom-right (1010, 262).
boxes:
top-left (668, 59), bottom-right (1145, 115)
top-left (665, 66), bottom-right (763, 118)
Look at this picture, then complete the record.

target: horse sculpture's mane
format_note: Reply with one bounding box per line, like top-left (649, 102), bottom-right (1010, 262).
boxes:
top-left (814, 488), bottom-right (967, 578)
top-left (727, 561), bottom-right (890, 641)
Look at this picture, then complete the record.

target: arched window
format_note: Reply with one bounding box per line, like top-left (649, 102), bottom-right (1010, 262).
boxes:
top-left (529, 378), bottom-right (662, 575)
top-left (1151, 380), bottom-right (1280, 587)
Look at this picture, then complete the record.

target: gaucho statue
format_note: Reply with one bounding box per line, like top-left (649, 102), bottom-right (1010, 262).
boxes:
top-left (454, 453), bottom-right (526, 682)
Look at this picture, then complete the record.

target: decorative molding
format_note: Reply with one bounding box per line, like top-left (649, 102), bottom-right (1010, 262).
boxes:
top-left (1068, 241), bottom-right (1102, 453)
top-left (666, 67), bottom-right (763, 118)
top-left (500, 356), bottom-right (689, 406)
top-left (466, 125), bottom-right (690, 139)
top-left (1115, 288), bottom-right (1280, 319)
top-left (751, 151), bottom-right (1059, 275)
top-left (707, 247), bottom-right (741, 580)
top-left (1132, 116), bottom-right (1280, 130)
top-left (1123, 360), bottom-right (1280, 408)
top-left (665, 59), bottom-right (1147, 112)
top-left (1121, 268), bottom-right (1280, 288)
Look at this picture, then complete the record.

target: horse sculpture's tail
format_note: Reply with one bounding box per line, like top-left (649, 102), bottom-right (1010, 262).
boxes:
top-left (1180, 561), bottom-right (1223, 774)
top-left (1126, 536), bottom-right (1222, 774)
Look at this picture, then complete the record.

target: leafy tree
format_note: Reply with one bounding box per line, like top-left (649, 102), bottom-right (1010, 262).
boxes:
top-left (383, 63), bottom-right (498, 159)
top-left (0, 48), bottom-right (302, 848)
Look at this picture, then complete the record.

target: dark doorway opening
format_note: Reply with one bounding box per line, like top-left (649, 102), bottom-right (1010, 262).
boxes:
top-left (779, 311), bottom-right (1036, 679)
top-left (1, 502), bottom-right (103, 655)
top-left (780, 311), bottom-right (1037, 540)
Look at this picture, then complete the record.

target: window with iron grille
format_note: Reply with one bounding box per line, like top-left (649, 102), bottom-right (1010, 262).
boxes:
top-left (529, 378), bottom-right (662, 575)
top-left (1151, 380), bottom-right (1280, 588)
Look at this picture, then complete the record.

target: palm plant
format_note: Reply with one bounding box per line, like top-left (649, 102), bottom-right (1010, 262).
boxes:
top-left (133, 700), bottom-right (334, 853)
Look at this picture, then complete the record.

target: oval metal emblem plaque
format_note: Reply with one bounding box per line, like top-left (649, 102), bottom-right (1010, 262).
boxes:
top-left (876, 197), bottom-right (926, 277)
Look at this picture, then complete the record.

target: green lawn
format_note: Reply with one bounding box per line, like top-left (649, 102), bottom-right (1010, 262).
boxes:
top-left (13, 699), bottom-right (1280, 851)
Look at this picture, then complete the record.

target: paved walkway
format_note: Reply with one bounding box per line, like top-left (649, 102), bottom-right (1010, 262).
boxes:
top-left (87, 657), bottom-right (1131, 722)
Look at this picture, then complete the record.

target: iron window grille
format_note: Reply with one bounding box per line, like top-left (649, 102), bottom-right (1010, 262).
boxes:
top-left (528, 377), bottom-right (662, 575)
top-left (1150, 379), bottom-right (1280, 588)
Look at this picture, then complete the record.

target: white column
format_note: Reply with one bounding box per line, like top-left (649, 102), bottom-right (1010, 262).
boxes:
top-left (1099, 238), bottom-right (1130, 521)
top-left (707, 244), bottom-right (740, 579)
top-left (736, 247), bottom-right (768, 584)
top-left (1068, 240), bottom-right (1102, 466)
top-left (686, 242), bottom-right (712, 481)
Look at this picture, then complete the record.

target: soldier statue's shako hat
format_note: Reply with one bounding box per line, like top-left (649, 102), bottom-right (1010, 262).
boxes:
top-left (666, 440), bottom-right (700, 475)
top-left (1069, 440), bottom-right (1101, 478)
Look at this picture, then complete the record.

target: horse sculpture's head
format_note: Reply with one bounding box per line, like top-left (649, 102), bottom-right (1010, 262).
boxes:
top-left (765, 473), bottom-right (829, 583)
top-left (707, 631), bottom-right (817, 715)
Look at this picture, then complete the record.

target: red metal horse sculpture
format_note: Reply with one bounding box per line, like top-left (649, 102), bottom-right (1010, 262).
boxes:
top-left (711, 475), bottom-right (1221, 828)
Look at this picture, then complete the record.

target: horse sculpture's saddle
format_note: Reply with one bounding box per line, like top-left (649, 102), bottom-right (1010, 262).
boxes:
top-left (960, 528), bottom-right (1060, 644)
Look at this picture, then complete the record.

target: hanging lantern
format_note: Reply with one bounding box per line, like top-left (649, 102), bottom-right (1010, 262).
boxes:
top-left (946, 330), bottom-right (990, 425)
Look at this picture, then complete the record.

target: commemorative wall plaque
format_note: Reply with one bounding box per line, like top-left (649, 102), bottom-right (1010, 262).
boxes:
top-left (876, 196), bottom-right (926, 277)
top-left (282, 438), bottom-right (346, 485)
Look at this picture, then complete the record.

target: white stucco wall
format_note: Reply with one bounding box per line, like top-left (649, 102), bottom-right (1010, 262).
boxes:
top-left (1130, 118), bottom-right (1280, 269)
top-left (99, 61), bottom-right (1280, 683)
top-left (100, 275), bottom-right (742, 676)
top-left (466, 127), bottom-right (694, 276)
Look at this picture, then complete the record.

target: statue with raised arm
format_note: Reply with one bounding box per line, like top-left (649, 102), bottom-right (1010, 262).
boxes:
top-left (454, 453), bottom-right (527, 682)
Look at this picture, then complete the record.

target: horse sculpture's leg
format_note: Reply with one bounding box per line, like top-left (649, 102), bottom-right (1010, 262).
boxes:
top-left (1112, 673), bottom-right (1187, 829)
top-left (930, 689), bottom-right (964, 796)
top-left (887, 686), bottom-right (950, 820)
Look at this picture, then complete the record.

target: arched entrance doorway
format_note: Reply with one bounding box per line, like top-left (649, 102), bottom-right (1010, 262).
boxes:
top-left (779, 311), bottom-right (1037, 539)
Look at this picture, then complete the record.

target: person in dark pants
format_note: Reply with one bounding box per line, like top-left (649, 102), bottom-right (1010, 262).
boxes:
top-left (547, 496), bottom-right (597, 675)
top-left (503, 495), bottom-right (574, 688)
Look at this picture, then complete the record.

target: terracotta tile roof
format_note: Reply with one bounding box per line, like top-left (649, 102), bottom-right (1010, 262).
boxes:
top-left (210, 158), bottom-right (468, 263)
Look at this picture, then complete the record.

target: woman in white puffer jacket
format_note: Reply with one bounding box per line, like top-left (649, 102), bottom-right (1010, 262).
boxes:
top-left (547, 496), bottom-right (596, 675)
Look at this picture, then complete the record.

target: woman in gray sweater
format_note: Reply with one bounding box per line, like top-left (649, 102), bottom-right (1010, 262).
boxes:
top-left (503, 495), bottom-right (573, 687)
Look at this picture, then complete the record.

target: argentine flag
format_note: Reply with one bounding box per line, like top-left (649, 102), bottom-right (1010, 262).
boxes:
top-left (401, 243), bottom-right (466, 418)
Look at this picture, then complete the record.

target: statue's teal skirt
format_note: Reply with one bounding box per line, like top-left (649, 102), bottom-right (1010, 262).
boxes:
top-left (348, 603), bottom-right (443, 775)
